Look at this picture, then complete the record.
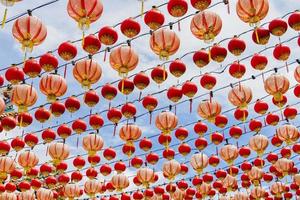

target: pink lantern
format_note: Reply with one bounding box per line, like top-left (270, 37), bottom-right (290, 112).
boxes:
top-left (136, 168), bottom-right (155, 188)
top-left (63, 184), bottom-right (81, 199)
top-left (0, 157), bottom-right (15, 181)
top-left (249, 134), bottom-right (269, 156)
top-left (36, 188), bottom-right (54, 200)
top-left (48, 143), bottom-right (70, 166)
top-left (119, 124), bottom-right (142, 145)
top-left (18, 151), bottom-right (39, 172)
top-left (228, 84), bottom-right (252, 109)
top-left (11, 84), bottom-right (38, 112)
top-left (39, 74), bottom-right (67, 102)
top-left (198, 100), bottom-right (222, 123)
top-left (276, 124), bottom-right (299, 145)
top-left (264, 74), bottom-right (290, 101)
top-left (155, 111), bottom-right (178, 135)
top-left (82, 134), bottom-right (104, 156)
top-left (219, 145), bottom-right (238, 165)
top-left (111, 174), bottom-right (129, 191)
top-left (190, 153), bottom-right (209, 174)
top-left (84, 180), bottom-right (101, 198)
top-left (162, 160), bottom-right (181, 181)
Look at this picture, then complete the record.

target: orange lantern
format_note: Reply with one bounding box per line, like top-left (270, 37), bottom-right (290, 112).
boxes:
top-left (248, 166), bottom-right (263, 186)
top-left (264, 74), bottom-right (289, 101)
top-left (190, 153), bottom-right (209, 174)
top-left (250, 187), bottom-right (266, 199)
top-left (109, 45), bottom-right (139, 77)
top-left (0, 157), bottom-right (15, 181)
top-left (274, 158), bottom-right (293, 176)
top-left (111, 174), bottom-right (129, 191)
top-left (149, 28), bottom-right (180, 60)
top-left (48, 143), bottom-right (70, 166)
top-left (63, 184), bottom-right (81, 199)
top-left (39, 74), bottom-right (67, 102)
top-left (155, 111), bottom-right (178, 135)
top-left (190, 10), bottom-right (222, 43)
top-left (84, 180), bottom-right (101, 198)
top-left (233, 192), bottom-right (248, 200)
top-left (162, 160), bottom-right (181, 181)
top-left (18, 151), bottom-right (39, 172)
top-left (12, 14), bottom-right (47, 53)
top-left (67, 0), bottom-right (103, 32)
top-left (222, 175), bottom-right (237, 191)
top-left (276, 125), bottom-right (299, 145)
top-left (236, 0), bottom-right (269, 26)
top-left (137, 168), bottom-right (155, 188)
top-left (198, 183), bottom-right (211, 197)
top-left (11, 84), bottom-right (38, 113)
top-left (249, 134), bottom-right (268, 156)
top-left (73, 59), bottom-right (102, 89)
top-left (119, 124), bottom-right (142, 146)
top-left (82, 133), bottom-right (104, 156)
top-left (197, 100), bottom-right (221, 123)
top-left (36, 188), bottom-right (54, 200)
top-left (219, 145), bottom-right (238, 165)
top-left (228, 84), bottom-right (252, 109)
top-left (270, 182), bottom-right (284, 198)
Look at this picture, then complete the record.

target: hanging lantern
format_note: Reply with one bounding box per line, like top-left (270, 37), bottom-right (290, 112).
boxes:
top-left (137, 168), bottom-right (155, 188)
top-left (190, 153), bottom-right (208, 174)
top-left (264, 74), bottom-right (289, 101)
top-left (269, 18), bottom-right (288, 36)
top-left (214, 115), bottom-right (228, 128)
top-left (167, 86), bottom-right (183, 103)
top-left (236, 0), bottom-right (269, 26)
top-left (229, 62), bottom-right (246, 79)
top-left (175, 127), bottom-right (189, 141)
top-left (57, 124), bottom-right (72, 140)
top-left (58, 41), bottom-right (77, 61)
top-left (200, 73), bottom-right (216, 90)
top-left (120, 18), bottom-right (141, 38)
top-left (24, 133), bottom-right (38, 148)
top-left (11, 84), bottom-right (38, 113)
top-left (193, 49), bottom-right (210, 68)
top-left (67, 0), bottom-right (103, 35)
top-left (197, 100), bottom-right (222, 123)
top-left (11, 137), bottom-right (25, 152)
top-left (111, 174), bottom-right (129, 191)
top-left (133, 72), bottom-right (150, 91)
top-left (219, 145), bottom-right (239, 165)
top-left (109, 46), bottom-right (139, 77)
top-left (12, 15), bottom-right (47, 53)
top-left (40, 74), bottom-right (67, 102)
top-left (48, 143), bottom-right (70, 166)
top-left (82, 34), bottom-right (101, 55)
top-left (73, 59), bottom-right (102, 89)
top-left (151, 65), bottom-right (168, 85)
top-left (89, 114), bottom-right (104, 130)
top-left (41, 129), bottom-right (56, 143)
top-left (249, 134), bottom-right (269, 156)
top-left (39, 52), bottom-right (58, 72)
top-left (251, 53), bottom-right (268, 70)
top-left (155, 111), bottom-right (178, 135)
top-left (144, 7), bottom-right (165, 30)
top-left (274, 158), bottom-right (293, 176)
top-left (83, 90), bottom-right (99, 108)
top-left (150, 28), bottom-right (180, 60)
top-left (228, 84), bottom-right (252, 109)
top-left (131, 156), bottom-right (143, 168)
top-left (63, 184), bottom-right (80, 200)
top-left (72, 119), bottom-right (87, 134)
top-left (190, 10), bottom-right (222, 43)
top-left (34, 107), bottom-right (51, 123)
top-left (273, 44), bottom-right (291, 61)
top-left (182, 81), bottom-right (198, 112)
top-left (5, 65), bottom-right (24, 85)
top-left (98, 26), bottom-right (118, 45)
top-left (288, 11), bottom-right (300, 31)
top-left (0, 157), bottom-right (15, 181)
top-left (18, 151), bottom-right (38, 172)
top-left (103, 147), bottom-right (116, 161)
top-left (167, 0), bottom-right (188, 17)
top-left (248, 166), bottom-right (263, 186)
top-left (84, 180), bottom-right (101, 198)
top-left (266, 113), bottom-right (280, 127)
top-left (118, 78), bottom-right (135, 95)
top-left (82, 134), bottom-right (104, 156)
top-left (276, 125), bottom-right (299, 145)
top-left (162, 160), bottom-right (181, 181)
top-left (252, 27), bottom-right (270, 45)
top-left (169, 59), bottom-right (186, 78)
top-left (36, 188), bottom-right (54, 200)
top-left (272, 94), bottom-right (287, 108)
top-left (283, 106), bottom-right (298, 120)
top-left (191, 0), bottom-right (211, 11)
top-left (101, 83), bottom-right (118, 104)
top-left (65, 96), bottom-right (81, 113)
top-left (228, 36), bottom-right (246, 56)
top-left (1, 116), bottom-right (17, 131)
top-left (50, 101), bottom-right (65, 117)
top-left (119, 124), bottom-right (142, 149)
top-left (23, 58), bottom-right (41, 78)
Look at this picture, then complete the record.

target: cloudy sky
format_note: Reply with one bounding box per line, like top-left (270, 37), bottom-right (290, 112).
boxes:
top-left (0, 0), bottom-right (300, 198)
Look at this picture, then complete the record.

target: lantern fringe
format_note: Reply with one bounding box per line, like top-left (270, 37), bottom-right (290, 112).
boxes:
top-left (113, 124), bottom-right (117, 136)
top-left (149, 111), bottom-right (152, 124)
top-left (285, 61), bottom-right (289, 73)
top-left (140, 0), bottom-right (144, 16)
top-left (76, 136), bottom-right (79, 148)
top-left (1, 8), bottom-right (7, 28)
top-left (138, 91), bottom-right (142, 101)
top-left (64, 64), bottom-right (67, 78)
top-left (189, 99), bottom-right (193, 113)
top-left (227, 0), bottom-right (230, 14)
top-left (104, 48), bottom-right (107, 62)
top-left (255, 28), bottom-right (260, 44)
top-left (177, 21), bottom-right (181, 32)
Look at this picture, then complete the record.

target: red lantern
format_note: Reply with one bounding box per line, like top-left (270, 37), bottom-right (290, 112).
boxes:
top-left (210, 44), bottom-right (227, 63)
top-left (249, 119), bottom-right (262, 133)
top-left (98, 26), bottom-right (118, 45)
top-left (273, 44), bottom-right (291, 61)
top-left (228, 36), bottom-right (246, 56)
top-left (169, 59), bottom-right (186, 77)
top-left (229, 62), bottom-right (246, 78)
top-left (178, 143), bottom-right (191, 156)
top-left (107, 108), bottom-right (122, 124)
top-left (100, 164), bottom-right (112, 176)
top-left (1, 116), bottom-right (17, 131)
top-left (211, 132), bottom-right (224, 145)
top-left (34, 107), bottom-right (51, 123)
top-left (252, 27), bottom-right (270, 45)
top-left (118, 78), bottom-right (135, 95)
top-left (131, 156), bottom-right (143, 168)
top-left (72, 119), bottom-right (87, 134)
top-left (175, 127), bottom-right (189, 141)
top-left (151, 65), bottom-right (168, 85)
top-left (254, 100), bottom-right (269, 115)
top-left (251, 54), bottom-right (268, 70)
top-left (82, 34), bottom-right (101, 55)
top-left (57, 124), bottom-right (72, 140)
top-left (65, 96), bottom-right (80, 113)
top-left (120, 18), bottom-right (141, 38)
top-left (24, 133), bottom-right (38, 148)
top-left (194, 121), bottom-right (208, 137)
top-left (73, 156), bottom-right (85, 170)
top-left (41, 129), bottom-right (56, 143)
top-left (200, 73), bottom-right (216, 90)
top-left (58, 41), bottom-right (77, 61)
top-left (284, 106), bottom-right (298, 120)
top-left (50, 101), bottom-right (65, 117)
top-left (5, 65), bottom-right (24, 84)
top-left (121, 103), bottom-right (136, 119)
top-left (167, 86), bottom-right (182, 103)
top-left (208, 155), bottom-right (220, 167)
top-left (191, 0), bottom-right (211, 11)
top-left (23, 58), bottom-right (41, 78)
top-left (146, 152), bottom-right (159, 165)
top-left (114, 161), bottom-right (126, 174)
top-left (0, 141), bottom-right (10, 156)
top-left (193, 49), bottom-right (209, 68)
top-left (142, 95), bottom-right (158, 123)
top-left (167, 0), bottom-right (188, 17)
top-left (89, 114), bottom-right (104, 130)
top-left (182, 81), bottom-right (198, 112)
top-left (229, 125), bottom-right (243, 139)
top-left (11, 137), bottom-right (25, 152)
top-left (269, 18), bottom-right (288, 36)
top-left (84, 90), bottom-right (99, 107)
top-left (101, 83), bottom-right (118, 103)
top-left (288, 11), bottom-right (300, 31)
top-left (144, 7), bottom-right (165, 30)
top-left (214, 115), bottom-right (228, 128)
top-left (139, 137), bottom-right (152, 152)
top-left (39, 52), bottom-right (58, 72)
top-left (17, 112), bottom-right (33, 127)
top-left (195, 137), bottom-right (208, 150)
top-left (133, 72), bottom-right (150, 91)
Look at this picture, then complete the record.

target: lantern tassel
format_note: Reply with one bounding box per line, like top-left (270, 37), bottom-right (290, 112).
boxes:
top-left (177, 21), bottom-right (181, 32)
top-left (189, 99), bottom-right (193, 113)
top-left (163, 65), bottom-right (166, 81)
top-left (121, 79), bottom-right (125, 94)
top-left (76, 136), bottom-right (79, 148)
top-left (46, 145), bottom-right (49, 156)
top-left (174, 105), bottom-right (177, 115)
top-left (255, 27), bottom-right (260, 44)
top-left (104, 48), bottom-right (107, 62)
top-left (285, 61), bottom-right (289, 73)
top-left (1, 8), bottom-right (7, 28)
top-left (82, 31), bottom-right (85, 46)
top-left (108, 101), bottom-right (111, 110)
top-left (138, 91), bottom-right (142, 101)
top-left (113, 124), bottom-right (117, 136)
top-left (149, 111), bottom-right (152, 124)
top-left (141, 0), bottom-right (144, 16)
top-left (227, 0), bottom-right (230, 14)
top-left (64, 64), bottom-right (67, 78)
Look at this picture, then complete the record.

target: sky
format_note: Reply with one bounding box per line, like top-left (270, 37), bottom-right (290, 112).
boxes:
top-left (0, 0), bottom-right (300, 199)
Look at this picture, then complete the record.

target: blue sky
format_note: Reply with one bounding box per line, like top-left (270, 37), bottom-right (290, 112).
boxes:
top-left (0, 0), bottom-right (300, 199)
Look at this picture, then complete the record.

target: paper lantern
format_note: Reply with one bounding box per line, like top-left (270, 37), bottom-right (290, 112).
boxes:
top-left (82, 134), bottom-right (104, 156)
top-left (162, 160), bottom-right (181, 181)
top-left (111, 174), bottom-right (129, 191)
top-left (276, 125), bottom-right (299, 145)
top-left (197, 100), bottom-right (221, 123)
top-left (48, 143), bottom-right (70, 166)
top-left (264, 74), bottom-right (289, 101)
top-left (40, 74), bottom-right (67, 102)
top-left (249, 134), bottom-right (269, 156)
top-left (228, 84), bottom-right (252, 109)
top-left (11, 84), bottom-right (38, 113)
top-left (155, 111), bottom-right (178, 135)
top-left (190, 153), bottom-right (209, 174)
top-left (137, 168), bottom-right (155, 188)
